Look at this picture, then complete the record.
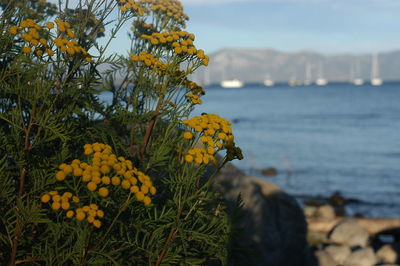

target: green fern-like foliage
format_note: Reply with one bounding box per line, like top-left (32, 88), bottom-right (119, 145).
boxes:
top-left (0, 0), bottom-right (243, 265)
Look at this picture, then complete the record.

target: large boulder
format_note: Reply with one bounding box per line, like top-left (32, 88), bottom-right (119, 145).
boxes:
top-left (343, 247), bottom-right (377, 266)
top-left (329, 220), bottom-right (369, 247)
top-left (377, 244), bottom-right (398, 264)
top-left (314, 250), bottom-right (336, 266)
top-left (324, 245), bottom-right (351, 265)
top-left (316, 205), bottom-right (336, 220)
top-left (214, 163), bottom-right (309, 266)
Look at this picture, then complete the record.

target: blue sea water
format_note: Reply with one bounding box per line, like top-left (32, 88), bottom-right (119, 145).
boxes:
top-left (194, 83), bottom-right (400, 217)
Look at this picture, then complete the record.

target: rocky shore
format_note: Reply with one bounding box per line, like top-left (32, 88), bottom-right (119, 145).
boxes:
top-left (214, 162), bottom-right (400, 266)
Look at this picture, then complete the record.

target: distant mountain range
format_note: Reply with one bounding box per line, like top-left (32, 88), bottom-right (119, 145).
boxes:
top-left (191, 49), bottom-right (400, 84)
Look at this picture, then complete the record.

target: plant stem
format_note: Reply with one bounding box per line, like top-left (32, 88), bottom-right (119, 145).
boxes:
top-left (155, 228), bottom-right (178, 266)
top-left (138, 96), bottom-right (163, 162)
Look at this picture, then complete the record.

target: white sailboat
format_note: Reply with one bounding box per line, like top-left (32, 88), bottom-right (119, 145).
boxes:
top-left (220, 79), bottom-right (243, 88)
top-left (315, 62), bottom-right (328, 86)
top-left (351, 58), bottom-right (364, 86)
top-left (304, 63), bottom-right (312, 86)
top-left (371, 53), bottom-right (383, 86)
top-left (263, 73), bottom-right (274, 87)
top-left (220, 58), bottom-right (244, 88)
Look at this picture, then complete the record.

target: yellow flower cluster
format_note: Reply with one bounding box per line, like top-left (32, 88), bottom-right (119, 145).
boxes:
top-left (8, 18), bottom-right (92, 62)
top-left (145, 0), bottom-right (189, 26)
top-left (73, 204), bottom-right (104, 228)
top-left (131, 51), bottom-right (167, 76)
top-left (39, 190), bottom-right (105, 225)
top-left (132, 20), bottom-right (156, 36)
top-left (40, 191), bottom-right (79, 211)
top-left (53, 19), bottom-right (91, 61)
top-left (118, 0), bottom-right (145, 15)
top-left (182, 114), bottom-right (235, 164)
top-left (9, 19), bottom-right (54, 57)
top-left (184, 80), bottom-right (204, 104)
top-left (187, 93), bottom-right (201, 104)
top-left (140, 31), bottom-right (208, 65)
top-left (71, 143), bottom-right (155, 205)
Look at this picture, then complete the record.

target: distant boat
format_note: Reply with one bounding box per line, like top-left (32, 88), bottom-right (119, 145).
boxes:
top-left (371, 53), bottom-right (383, 86)
top-left (263, 73), bottom-right (274, 87)
top-left (316, 63), bottom-right (328, 86)
top-left (350, 58), bottom-right (364, 85)
top-left (315, 78), bottom-right (328, 86)
top-left (220, 79), bottom-right (243, 88)
top-left (353, 78), bottom-right (364, 86)
top-left (304, 63), bottom-right (312, 86)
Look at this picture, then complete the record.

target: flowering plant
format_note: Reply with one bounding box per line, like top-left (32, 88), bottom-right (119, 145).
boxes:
top-left (0, 0), bottom-right (242, 264)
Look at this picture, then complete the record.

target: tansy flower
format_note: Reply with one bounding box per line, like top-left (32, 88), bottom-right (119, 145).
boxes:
top-left (183, 132), bottom-right (193, 139)
top-left (98, 187), bottom-right (109, 197)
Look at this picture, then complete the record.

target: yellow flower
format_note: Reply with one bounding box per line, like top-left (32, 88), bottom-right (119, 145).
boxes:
top-left (111, 176), bottom-right (121, 186)
top-left (66, 210), bottom-right (74, 218)
top-left (76, 211), bottom-right (85, 221)
top-left (143, 196), bottom-right (151, 206)
top-left (66, 47), bottom-right (75, 55)
top-left (150, 186), bottom-right (156, 195)
top-left (174, 46), bottom-right (182, 54)
top-left (141, 185), bottom-right (149, 194)
top-left (93, 219), bottom-right (101, 228)
top-left (100, 165), bottom-right (110, 174)
top-left (63, 165), bottom-right (73, 174)
top-left (183, 131), bottom-right (193, 139)
top-left (135, 191), bottom-right (145, 201)
top-left (130, 185), bottom-right (139, 193)
top-left (30, 39), bottom-right (39, 46)
top-left (73, 168), bottom-right (83, 176)
top-left (34, 49), bottom-right (43, 56)
top-left (195, 156), bottom-right (203, 164)
top-left (66, 29), bottom-right (75, 38)
top-left (51, 202), bottom-right (61, 210)
top-left (46, 22), bottom-right (54, 29)
top-left (9, 26), bottom-right (18, 34)
top-left (92, 176), bottom-right (101, 184)
top-left (22, 47), bottom-right (32, 53)
top-left (98, 187), bottom-right (109, 197)
top-left (52, 195), bottom-right (61, 202)
top-left (96, 210), bottom-right (104, 218)
top-left (87, 216), bottom-right (95, 223)
top-left (46, 49), bottom-right (55, 56)
top-left (55, 171), bottom-right (66, 181)
top-left (85, 57), bottom-right (92, 63)
top-left (121, 180), bottom-right (131, 189)
top-left (72, 196), bottom-right (80, 203)
top-left (87, 182), bottom-right (97, 191)
top-left (63, 192), bottom-right (72, 198)
top-left (61, 201), bottom-right (70, 210)
top-left (40, 194), bottom-right (50, 203)
top-left (101, 176), bottom-right (111, 185)
top-left (185, 155), bottom-right (193, 163)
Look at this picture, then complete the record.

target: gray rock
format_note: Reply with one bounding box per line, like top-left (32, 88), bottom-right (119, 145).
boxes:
top-left (314, 250), bottom-right (337, 266)
top-left (304, 205), bottom-right (317, 218)
top-left (329, 220), bottom-right (369, 247)
top-left (325, 245), bottom-right (351, 264)
top-left (377, 244), bottom-right (398, 264)
top-left (316, 205), bottom-right (336, 220)
top-left (214, 163), bottom-right (309, 266)
top-left (344, 247), bottom-right (377, 266)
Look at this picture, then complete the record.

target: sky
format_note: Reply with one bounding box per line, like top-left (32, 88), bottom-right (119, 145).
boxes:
top-left (179, 0), bottom-right (400, 55)
top-left (49, 0), bottom-right (400, 56)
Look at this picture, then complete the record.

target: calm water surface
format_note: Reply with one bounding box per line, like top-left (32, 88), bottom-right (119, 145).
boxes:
top-left (194, 83), bottom-right (400, 217)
